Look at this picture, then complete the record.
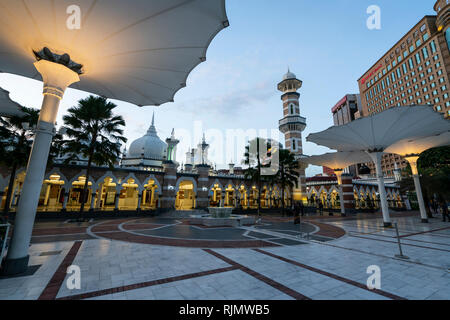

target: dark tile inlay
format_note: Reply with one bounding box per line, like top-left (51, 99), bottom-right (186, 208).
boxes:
top-left (203, 249), bottom-right (311, 300)
top-left (57, 266), bottom-right (239, 300)
top-left (254, 249), bottom-right (407, 300)
top-left (38, 241), bottom-right (83, 300)
top-left (39, 251), bottom-right (62, 256)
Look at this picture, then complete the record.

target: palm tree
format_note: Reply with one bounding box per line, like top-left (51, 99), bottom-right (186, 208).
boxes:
top-left (243, 138), bottom-right (279, 218)
top-left (272, 149), bottom-right (300, 216)
top-left (0, 107), bottom-right (40, 216)
top-left (61, 96), bottom-right (127, 215)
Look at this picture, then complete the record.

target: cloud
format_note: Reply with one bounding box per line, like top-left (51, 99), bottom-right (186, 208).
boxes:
top-left (174, 81), bottom-right (276, 118)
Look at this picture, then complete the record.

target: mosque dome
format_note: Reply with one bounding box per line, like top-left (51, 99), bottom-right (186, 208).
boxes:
top-left (283, 69), bottom-right (297, 80)
top-left (127, 114), bottom-right (167, 160)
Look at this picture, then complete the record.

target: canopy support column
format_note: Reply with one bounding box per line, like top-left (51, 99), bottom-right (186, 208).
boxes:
top-left (334, 170), bottom-right (346, 216)
top-left (2, 60), bottom-right (79, 276)
top-left (405, 156), bottom-right (428, 223)
top-left (367, 152), bottom-right (392, 227)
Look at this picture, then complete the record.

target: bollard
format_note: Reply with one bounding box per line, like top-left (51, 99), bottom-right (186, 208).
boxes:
top-left (393, 222), bottom-right (409, 260)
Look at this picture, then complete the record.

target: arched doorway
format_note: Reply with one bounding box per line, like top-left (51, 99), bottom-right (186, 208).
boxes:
top-left (142, 179), bottom-right (160, 210)
top-left (1, 171), bottom-right (26, 212)
top-left (119, 178), bottom-right (139, 210)
top-left (225, 185), bottom-right (235, 207)
top-left (96, 177), bottom-right (118, 211)
top-left (237, 185), bottom-right (248, 208)
top-left (330, 189), bottom-right (340, 209)
top-left (209, 184), bottom-right (222, 207)
top-left (176, 181), bottom-right (196, 210)
top-left (38, 174), bottom-right (65, 212)
top-left (67, 176), bottom-right (93, 212)
top-left (249, 186), bottom-right (258, 209)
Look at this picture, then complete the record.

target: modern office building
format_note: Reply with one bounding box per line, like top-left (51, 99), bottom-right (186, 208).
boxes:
top-left (330, 94), bottom-right (363, 176)
top-left (357, 1), bottom-right (450, 175)
top-left (331, 94), bottom-right (362, 126)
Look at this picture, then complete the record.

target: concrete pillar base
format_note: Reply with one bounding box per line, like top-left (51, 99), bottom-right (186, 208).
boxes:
top-left (1, 255), bottom-right (30, 276)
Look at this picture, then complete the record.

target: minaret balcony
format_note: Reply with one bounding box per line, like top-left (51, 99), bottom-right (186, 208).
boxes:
top-left (279, 115), bottom-right (307, 133)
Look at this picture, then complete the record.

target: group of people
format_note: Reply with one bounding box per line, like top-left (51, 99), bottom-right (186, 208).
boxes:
top-left (429, 198), bottom-right (450, 222)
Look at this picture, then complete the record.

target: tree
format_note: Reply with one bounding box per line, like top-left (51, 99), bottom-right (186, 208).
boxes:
top-left (243, 138), bottom-right (281, 218)
top-left (0, 107), bottom-right (40, 215)
top-left (271, 149), bottom-right (299, 216)
top-left (61, 96), bottom-right (127, 215)
top-left (400, 146), bottom-right (450, 212)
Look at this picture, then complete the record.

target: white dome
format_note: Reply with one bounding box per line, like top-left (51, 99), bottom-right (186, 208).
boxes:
top-left (283, 70), bottom-right (296, 80)
top-left (127, 115), bottom-right (167, 160)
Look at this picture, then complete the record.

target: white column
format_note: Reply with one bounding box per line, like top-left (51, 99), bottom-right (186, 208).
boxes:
top-left (62, 192), bottom-right (69, 210)
top-left (367, 152), bottom-right (391, 227)
top-left (114, 192), bottom-right (120, 211)
top-left (3, 61), bottom-right (79, 275)
top-left (90, 190), bottom-right (97, 211)
top-left (405, 156), bottom-right (428, 223)
top-left (137, 190), bottom-right (142, 211)
top-left (335, 170), bottom-right (345, 216)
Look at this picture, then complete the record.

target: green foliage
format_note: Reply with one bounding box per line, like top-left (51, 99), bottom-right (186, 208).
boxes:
top-left (400, 146), bottom-right (450, 200)
top-left (61, 95), bottom-right (127, 214)
top-left (0, 106), bottom-right (39, 168)
top-left (61, 96), bottom-right (127, 169)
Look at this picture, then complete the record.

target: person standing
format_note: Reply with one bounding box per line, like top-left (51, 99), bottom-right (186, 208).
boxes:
top-left (441, 200), bottom-right (450, 222)
top-left (299, 201), bottom-right (305, 217)
top-left (318, 201), bottom-right (324, 216)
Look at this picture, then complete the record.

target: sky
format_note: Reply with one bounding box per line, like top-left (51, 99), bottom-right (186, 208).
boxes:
top-left (0, 0), bottom-right (436, 175)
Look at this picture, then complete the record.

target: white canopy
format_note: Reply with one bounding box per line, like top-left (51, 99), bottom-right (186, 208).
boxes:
top-left (0, 0), bottom-right (229, 106)
top-left (307, 106), bottom-right (450, 152)
top-left (385, 131), bottom-right (450, 156)
top-left (0, 87), bottom-right (26, 117)
top-left (303, 151), bottom-right (372, 171)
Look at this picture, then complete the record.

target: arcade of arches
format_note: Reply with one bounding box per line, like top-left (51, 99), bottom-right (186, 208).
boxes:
top-left (0, 164), bottom-right (404, 213)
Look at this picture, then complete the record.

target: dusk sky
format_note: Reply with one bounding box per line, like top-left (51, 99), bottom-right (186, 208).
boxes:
top-left (0, 0), bottom-right (435, 175)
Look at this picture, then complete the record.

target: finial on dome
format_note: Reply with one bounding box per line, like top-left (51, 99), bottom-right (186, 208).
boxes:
top-left (171, 128), bottom-right (175, 138)
top-left (152, 111), bottom-right (155, 126)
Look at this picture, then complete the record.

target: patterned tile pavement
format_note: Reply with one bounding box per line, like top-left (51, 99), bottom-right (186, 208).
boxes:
top-left (1, 211), bottom-right (449, 300)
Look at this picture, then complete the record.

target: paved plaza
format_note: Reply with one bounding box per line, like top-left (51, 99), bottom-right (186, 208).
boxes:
top-left (0, 211), bottom-right (449, 300)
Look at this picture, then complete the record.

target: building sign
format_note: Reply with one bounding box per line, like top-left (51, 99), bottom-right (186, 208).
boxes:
top-left (361, 64), bottom-right (383, 85)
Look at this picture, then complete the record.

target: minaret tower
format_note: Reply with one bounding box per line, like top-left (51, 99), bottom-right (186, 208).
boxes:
top-left (166, 128), bottom-right (179, 163)
top-left (278, 69), bottom-right (307, 202)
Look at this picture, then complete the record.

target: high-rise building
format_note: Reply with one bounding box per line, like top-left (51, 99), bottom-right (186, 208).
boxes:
top-left (278, 70), bottom-right (307, 201)
top-left (330, 94), bottom-right (363, 176)
top-left (357, 1), bottom-right (450, 176)
top-left (332, 94), bottom-right (362, 126)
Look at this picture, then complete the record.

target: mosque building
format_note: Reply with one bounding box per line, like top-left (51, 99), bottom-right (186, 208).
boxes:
top-left (0, 71), bottom-right (404, 215)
